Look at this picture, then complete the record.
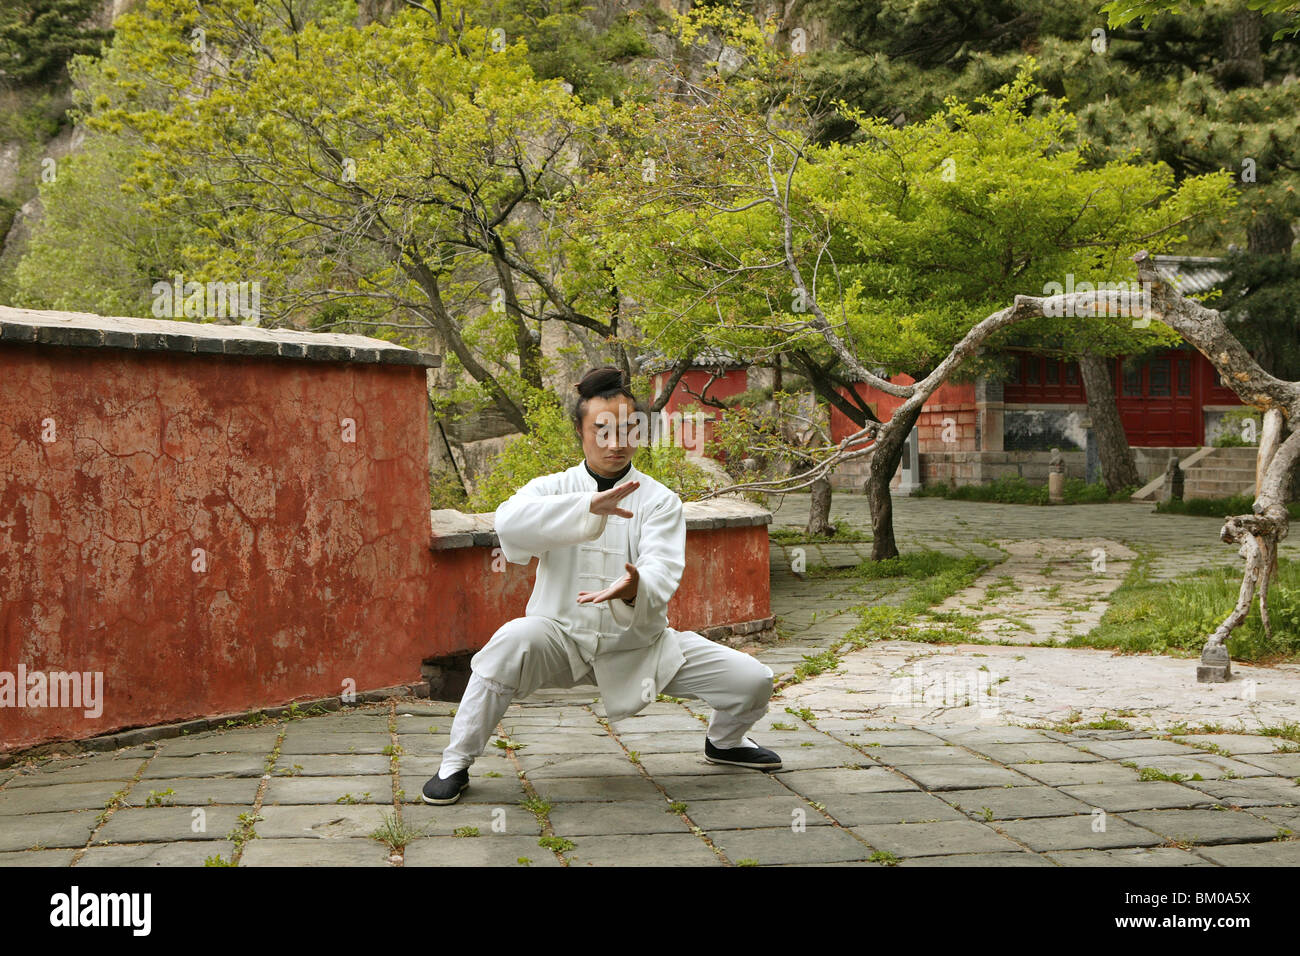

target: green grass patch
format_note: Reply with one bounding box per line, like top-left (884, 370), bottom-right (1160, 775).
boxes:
top-left (769, 523), bottom-right (872, 545)
top-left (1155, 495), bottom-right (1300, 520)
top-left (1069, 554), bottom-right (1300, 662)
top-left (914, 476), bottom-right (1134, 505)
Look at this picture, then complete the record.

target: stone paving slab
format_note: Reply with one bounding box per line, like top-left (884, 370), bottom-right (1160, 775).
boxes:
top-left (262, 776), bottom-right (391, 805)
top-left (998, 814), bottom-right (1164, 851)
top-left (897, 851), bottom-right (1055, 866)
top-left (1174, 734), bottom-right (1289, 755)
top-left (867, 745), bottom-right (993, 766)
top-left (404, 835), bottom-right (563, 867)
top-left (1010, 762), bottom-right (1142, 787)
top-left (963, 743), bottom-right (1103, 764)
top-left (157, 730), bottom-right (282, 756)
top-left (1182, 777), bottom-right (1300, 807)
top-left (1059, 782), bottom-right (1215, 812)
top-left (545, 833), bottom-right (720, 867)
top-left (268, 754), bottom-right (393, 776)
top-left (514, 753), bottom-right (645, 778)
top-left (548, 800), bottom-right (693, 836)
top-left (1121, 809), bottom-right (1283, 846)
top-left (391, 735), bottom-right (454, 757)
top-left (944, 785), bottom-right (1095, 820)
top-left (142, 755), bottom-right (267, 778)
top-left (852, 820), bottom-right (1025, 857)
top-left (925, 726), bottom-right (1063, 745)
top-left (1234, 753), bottom-right (1300, 775)
top-left (1069, 738), bottom-right (1207, 760)
top-left (0, 810), bottom-right (98, 851)
top-left (0, 848), bottom-right (79, 866)
top-left (1045, 847), bottom-right (1215, 866)
top-left (891, 764), bottom-right (1037, 791)
top-left (4, 757), bottom-right (144, 788)
top-left (1122, 753), bottom-right (1274, 779)
top-left (275, 734), bottom-right (392, 756)
top-left (1245, 806), bottom-right (1300, 829)
top-left (123, 777), bottom-right (261, 806)
top-left (681, 796), bottom-right (833, 831)
top-left (95, 806), bottom-right (246, 844)
top-left (523, 775), bottom-right (666, 803)
top-left (238, 837), bottom-right (391, 866)
top-left (499, 734), bottom-right (624, 756)
top-left (1195, 841), bottom-right (1300, 865)
top-left (76, 841), bottom-right (238, 866)
top-left (813, 791), bottom-right (967, 827)
top-left (0, 780), bottom-right (130, 815)
top-left (256, 805), bottom-right (408, 840)
top-left (649, 771), bottom-right (786, 802)
top-left (707, 826), bottom-right (874, 865)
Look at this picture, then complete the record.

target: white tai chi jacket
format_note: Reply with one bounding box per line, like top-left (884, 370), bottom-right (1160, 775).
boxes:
top-left (493, 461), bottom-right (688, 722)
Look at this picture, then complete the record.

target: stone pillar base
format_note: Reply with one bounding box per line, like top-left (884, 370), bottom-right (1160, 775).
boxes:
top-left (1197, 644), bottom-right (1232, 683)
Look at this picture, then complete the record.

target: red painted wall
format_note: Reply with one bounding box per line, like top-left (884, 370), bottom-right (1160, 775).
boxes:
top-left (653, 368), bottom-right (748, 457)
top-left (0, 344), bottom-right (436, 751)
top-left (830, 377), bottom-right (979, 452)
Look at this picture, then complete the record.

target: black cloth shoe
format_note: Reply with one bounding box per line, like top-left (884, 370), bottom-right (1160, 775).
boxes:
top-left (704, 735), bottom-right (782, 770)
top-left (421, 768), bottom-right (470, 805)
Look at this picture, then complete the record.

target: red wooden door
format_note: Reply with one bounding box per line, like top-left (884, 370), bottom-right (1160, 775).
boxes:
top-left (1114, 350), bottom-right (1198, 446)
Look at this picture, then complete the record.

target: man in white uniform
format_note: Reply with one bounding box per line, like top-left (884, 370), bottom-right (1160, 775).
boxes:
top-left (423, 367), bottom-right (779, 805)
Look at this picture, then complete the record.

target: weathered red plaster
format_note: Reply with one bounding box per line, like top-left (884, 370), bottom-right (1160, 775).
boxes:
top-left (1, 344), bottom-right (434, 751)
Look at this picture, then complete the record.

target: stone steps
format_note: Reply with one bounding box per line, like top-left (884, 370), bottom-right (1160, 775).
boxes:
top-left (1182, 446), bottom-right (1258, 500)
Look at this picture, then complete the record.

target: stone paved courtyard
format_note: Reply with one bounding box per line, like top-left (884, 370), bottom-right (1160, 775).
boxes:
top-left (2, 498), bottom-right (1297, 867)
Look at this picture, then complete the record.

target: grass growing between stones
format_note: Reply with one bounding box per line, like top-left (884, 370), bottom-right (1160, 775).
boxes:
top-left (828, 550), bottom-right (998, 649)
top-left (1068, 554), bottom-right (1300, 662)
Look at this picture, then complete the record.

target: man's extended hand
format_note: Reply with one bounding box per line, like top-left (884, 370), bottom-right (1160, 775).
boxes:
top-left (589, 480), bottom-right (639, 519)
top-left (577, 562), bottom-right (639, 606)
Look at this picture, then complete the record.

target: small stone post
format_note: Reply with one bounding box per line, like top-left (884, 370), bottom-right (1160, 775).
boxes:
top-left (1048, 447), bottom-right (1065, 503)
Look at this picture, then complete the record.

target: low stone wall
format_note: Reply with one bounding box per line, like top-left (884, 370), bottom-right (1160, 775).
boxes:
top-left (1, 306), bottom-right (444, 754)
top-left (424, 498), bottom-right (776, 694)
top-left (920, 450), bottom-right (1088, 486)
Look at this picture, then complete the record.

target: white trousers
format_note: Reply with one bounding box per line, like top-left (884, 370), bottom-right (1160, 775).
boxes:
top-left (437, 617), bottom-right (775, 776)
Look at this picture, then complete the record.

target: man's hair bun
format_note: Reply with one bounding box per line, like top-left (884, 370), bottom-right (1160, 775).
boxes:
top-left (576, 366), bottom-right (627, 398)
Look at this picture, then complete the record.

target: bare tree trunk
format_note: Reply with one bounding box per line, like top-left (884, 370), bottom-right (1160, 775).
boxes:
top-left (1219, 9), bottom-right (1265, 89)
top-left (866, 403), bottom-right (922, 560)
top-left (807, 474), bottom-right (834, 536)
top-left (1247, 213), bottom-right (1295, 256)
top-left (1078, 352), bottom-right (1141, 492)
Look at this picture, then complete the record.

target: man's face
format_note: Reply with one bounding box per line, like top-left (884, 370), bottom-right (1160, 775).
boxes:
top-left (579, 394), bottom-right (639, 478)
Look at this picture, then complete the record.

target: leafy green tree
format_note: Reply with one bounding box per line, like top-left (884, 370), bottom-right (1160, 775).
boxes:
top-left (791, 0), bottom-right (1297, 473)
top-left (12, 131), bottom-right (190, 315)
top-left (0, 0), bottom-right (112, 87)
top-left (580, 10), bottom-right (1234, 557)
top-left (59, 0), bottom-right (635, 430)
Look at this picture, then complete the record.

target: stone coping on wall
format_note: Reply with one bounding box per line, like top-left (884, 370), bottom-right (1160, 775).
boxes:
top-left (0, 305), bottom-right (441, 368)
top-left (429, 497), bottom-right (772, 551)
